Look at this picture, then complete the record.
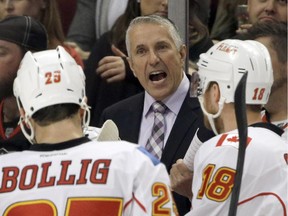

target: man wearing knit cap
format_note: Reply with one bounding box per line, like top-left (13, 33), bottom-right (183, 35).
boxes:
top-left (0, 15), bottom-right (48, 154)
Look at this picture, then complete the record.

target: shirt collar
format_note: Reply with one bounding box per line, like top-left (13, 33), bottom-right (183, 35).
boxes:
top-left (250, 122), bottom-right (284, 137)
top-left (143, 72), bottom-right (189, 116)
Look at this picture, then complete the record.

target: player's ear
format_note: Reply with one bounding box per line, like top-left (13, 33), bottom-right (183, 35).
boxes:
top-left (208, 82), bottom-right (220, 103)
top-left (204, 82), bottom-right (221, 114)
top-left (214, 83), bottom-right (221, 103)
top-left (212, 83), bottom-right (222, 114)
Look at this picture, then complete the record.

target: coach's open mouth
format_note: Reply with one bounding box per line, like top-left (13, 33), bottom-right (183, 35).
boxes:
top-left (149, 71), bottom-right (167, 82)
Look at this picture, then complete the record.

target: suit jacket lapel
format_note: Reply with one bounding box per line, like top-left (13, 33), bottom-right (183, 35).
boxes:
top-left (121, 93), bottom-right (144, 143)
top-left (161, 94), bottom-right (202, 168)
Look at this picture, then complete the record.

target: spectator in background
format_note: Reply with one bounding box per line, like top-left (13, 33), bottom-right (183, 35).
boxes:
top-left (238, 0), bottom-right (287, 33)
top-left (0, 0), bottom-right (84, 68)
top-left (57, 0), bottom-right (77, 36)
top-left (0, 16), bottom-right (48, 154)
top-left (194, 0), bottom-right (210, 26)
top-left (86, 0), bottom-right (168, 127)
top-left (66, 0), bottom-right (129, 60)
top-left (248, 0), bottom-right (287, 22)
top-left (208, 0), bottom-right (239, 41)
top-left (0, 3), bottom-right (4, 20)
top-left (67, 0), bottom-right (211, 61)
top-left (188, 0), bottom-right (213, 64)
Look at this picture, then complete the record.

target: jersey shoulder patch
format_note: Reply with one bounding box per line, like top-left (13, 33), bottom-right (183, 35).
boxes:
top-left (216, 133), bottom-right (252, 148)
top-left (136, 146), bottom-right (160, 166)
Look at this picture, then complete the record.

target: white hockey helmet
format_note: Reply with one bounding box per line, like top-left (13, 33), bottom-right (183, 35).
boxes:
top-left (13, 46), bottom-right (90, 143)
top-left (195, 39), bottom-right (273, 105)
top-left (191, 39), bottom-right (273, 135)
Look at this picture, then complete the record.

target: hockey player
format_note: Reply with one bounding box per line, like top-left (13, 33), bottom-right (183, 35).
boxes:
top-left (170, 21), bottom-right (287, 204)
top-left (0, 46), bottom-right (178, 215)
top-left (185, 39), bottom-right (287, 215)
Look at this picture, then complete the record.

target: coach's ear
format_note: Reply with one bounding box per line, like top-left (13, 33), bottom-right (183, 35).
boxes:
top-left (127, 56), bottom-right (137, 78)
top-left (179, 44), bottom-right (186, 68)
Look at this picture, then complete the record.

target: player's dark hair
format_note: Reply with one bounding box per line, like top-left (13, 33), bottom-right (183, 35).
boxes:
top-left (32, 104), bottom-right (80, 126)
top-left (207, 82), bottom-right (261, 112)
top-left (245, 21), bottom-right (287, 64)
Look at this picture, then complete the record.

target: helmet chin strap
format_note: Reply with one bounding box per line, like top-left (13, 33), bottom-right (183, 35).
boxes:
top-left (16, 96), bottom-right (36, 144)
top-left (198, 96), bottom-right (226, 135)
top-left (19, 116), bottom-right (35, 144)
top-left (80, 99), bottom-right (91, 135)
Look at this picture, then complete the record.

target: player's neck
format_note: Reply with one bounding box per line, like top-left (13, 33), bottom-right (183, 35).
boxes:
top-left (221, 104), bottom-right (262, 133)
top-left (268, 109), bottom-right (288, 122)
top-left (34, 118), bottom-right (84, 144)
top-left (265, 88), bottom-right (287, 122)
top-left (219, 104), bottom-right (238, 133)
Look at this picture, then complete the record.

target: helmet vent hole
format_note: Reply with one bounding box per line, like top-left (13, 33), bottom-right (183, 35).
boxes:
top-left (210, 51), bottom-right (213, 55)
top-left (60, 63), bottom-right (64, 69)
top-left (249, 58), bottom-right (254, 71)
top-left (30, 107), bottom-right (34, 111)
top-left (227, 85), bottom-right (230, 89)
top-left (67, 89), bottom-right (74, 92)
top-left (238, 68), bottom-right (247, 74)
top-left (200, 60), bottom-right (208, 67)
top-left (35, 93), bottom-right (42, 98)
top-left (264, 59), bottom-right (268, 71)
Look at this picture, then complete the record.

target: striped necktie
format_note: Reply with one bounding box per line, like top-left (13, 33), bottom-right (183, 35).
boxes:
top-left (146, 101), bottom-right (167, 159)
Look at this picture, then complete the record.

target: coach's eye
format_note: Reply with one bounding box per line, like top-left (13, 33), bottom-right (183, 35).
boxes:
top-left (136, 48), bottom-right (146, 55)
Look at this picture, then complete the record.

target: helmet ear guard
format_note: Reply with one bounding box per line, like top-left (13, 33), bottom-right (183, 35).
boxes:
top-left (13, 46), bottom-right (90, 143)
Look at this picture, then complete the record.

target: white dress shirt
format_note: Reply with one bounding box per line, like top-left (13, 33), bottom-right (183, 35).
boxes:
top-left (138, 73), bottom-right (190, 148)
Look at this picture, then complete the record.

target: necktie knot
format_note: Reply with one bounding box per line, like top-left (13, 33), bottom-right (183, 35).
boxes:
top-left (152, 101), bottom-right (167, 114)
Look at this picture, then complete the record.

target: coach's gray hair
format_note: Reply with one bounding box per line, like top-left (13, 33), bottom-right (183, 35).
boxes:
top-left (125, 15), bottom-right (184, 56)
